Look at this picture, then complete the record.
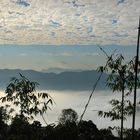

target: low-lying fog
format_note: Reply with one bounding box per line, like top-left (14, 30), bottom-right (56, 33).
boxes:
top-left (36, 90), bottom-right (140, 129)
top-left (0, 90), bottom-right (140, 129)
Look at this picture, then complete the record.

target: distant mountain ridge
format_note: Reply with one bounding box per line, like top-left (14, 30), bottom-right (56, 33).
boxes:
top-left (0, 69), bottom-right (108, 91)
top-left (41, 67), bottom-right (83, 74)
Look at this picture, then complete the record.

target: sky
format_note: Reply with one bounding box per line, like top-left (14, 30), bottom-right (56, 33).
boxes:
top-left (0, 0), bottom-right (140, 71)
top-left (0, 44), bottom-right (137, 71)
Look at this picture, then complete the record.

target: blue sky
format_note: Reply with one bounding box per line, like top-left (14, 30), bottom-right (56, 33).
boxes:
top-left (0, 0), bottom-right (139, 71)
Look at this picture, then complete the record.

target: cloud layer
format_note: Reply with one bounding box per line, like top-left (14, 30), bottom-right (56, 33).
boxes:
top-left (0, 0), bottom-right (140, 45)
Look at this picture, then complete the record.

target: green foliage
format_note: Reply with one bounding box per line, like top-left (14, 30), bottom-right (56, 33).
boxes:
top-left (0, 74), bottom-right (53, 120)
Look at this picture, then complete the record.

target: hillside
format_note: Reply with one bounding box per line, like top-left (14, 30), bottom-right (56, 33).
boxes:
top-left (0, 69), bottom-right (108, 91)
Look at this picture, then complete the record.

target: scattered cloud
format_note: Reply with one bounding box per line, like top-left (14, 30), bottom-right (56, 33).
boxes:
top-left (0, 0), bottom-right (139, 45)
top-left (47, 51), bottom-right (99, 57)
top-left (82, 52), bottom-right (99, 56)
top-left (47, 52), bottom-right (73, 57)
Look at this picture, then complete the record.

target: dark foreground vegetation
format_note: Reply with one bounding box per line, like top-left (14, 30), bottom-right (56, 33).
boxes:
top-left (0, 108), bottom-right (140, 140)
top-left (0, 117), bottom-right (140, 140)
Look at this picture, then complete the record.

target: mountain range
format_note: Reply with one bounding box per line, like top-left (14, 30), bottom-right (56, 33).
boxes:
top-left (0, 69), bottom-right (108, 91)
top-left (41, 67), bottom-right (83, 74)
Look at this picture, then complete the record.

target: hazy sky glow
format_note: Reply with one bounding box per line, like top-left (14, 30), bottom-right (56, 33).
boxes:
top-left (0, 45), bottom-right (137, 71)
top-left (0, 0), bottom-right (140, 45)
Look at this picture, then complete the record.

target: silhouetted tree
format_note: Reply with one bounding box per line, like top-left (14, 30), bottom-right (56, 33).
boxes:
top-left (8, 115), bottom-right (31, 140)
top-left (1, 74), bottom-right (53, 122)
top-left (78, 120), bottom-right (99, 140)
top-left (58, 108), bottom-right (78, 125)
top-left (0, 106), bottom-right (9, 140)
top-left (99, 128), bottom-right (115, 140)
top-left (98, 54), bottom-right (140, 139)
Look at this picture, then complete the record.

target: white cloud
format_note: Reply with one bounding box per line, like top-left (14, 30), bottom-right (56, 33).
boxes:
top-left (48, 52), bottom-right (73, 56)
top-left (0, 0), bottom-right (140, 45)
top-left (19, 53), bottom-right (27, 56)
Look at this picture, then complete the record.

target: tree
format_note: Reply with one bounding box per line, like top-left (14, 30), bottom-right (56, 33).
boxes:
top-left (98, 54), bottom-right (140, 139)
top-left (0, 106), bottom-right (9, 140)
top-left (0, 106), bottom-right (10, 124)
top-left (78, 120), bottom-right (100, 140)
top-left (58, 108), bottom-right (78, 125)
top-left (8, 115), bottom-right (31, 140)
top-left (0, 74), bottom-right (53, 122)
top-left (99, 128), bottom-right (114, 140)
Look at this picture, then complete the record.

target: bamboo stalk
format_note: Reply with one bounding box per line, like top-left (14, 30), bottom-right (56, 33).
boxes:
top-left (132, 16), bottom-right (140, 140)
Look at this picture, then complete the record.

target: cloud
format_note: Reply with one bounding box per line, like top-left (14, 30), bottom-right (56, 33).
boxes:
top-left (47, 52), bottom-right (73, 57)
top-left (19, 53), bottom-right (27, 56)
top-left (82, 52), bottom-right (99, 56)
top-left (0, 0), bottom-right (140, 45)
